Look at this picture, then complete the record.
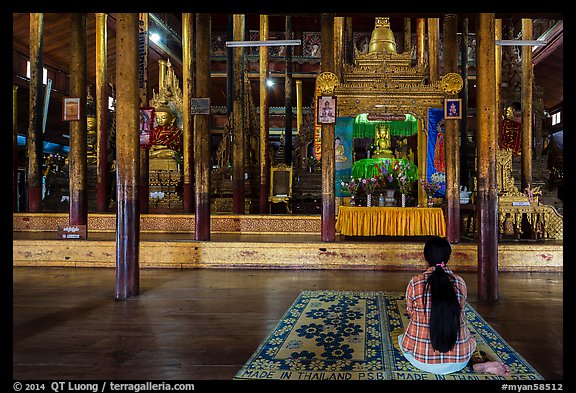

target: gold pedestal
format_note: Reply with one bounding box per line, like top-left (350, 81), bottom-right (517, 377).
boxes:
top-left (149, 157), bottom-right (182, 209)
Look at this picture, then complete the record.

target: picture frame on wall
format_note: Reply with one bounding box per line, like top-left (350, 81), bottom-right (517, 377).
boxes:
top-left (444, 98), bottom-right (462, 120)
top-left (317, 96), bottom-right (337, 124)
top-left (62, 97), bottom-right (81, 121)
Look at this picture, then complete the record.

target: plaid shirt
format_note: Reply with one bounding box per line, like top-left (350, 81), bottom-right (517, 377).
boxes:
top-left (400, 266), bottom-right (476, 364)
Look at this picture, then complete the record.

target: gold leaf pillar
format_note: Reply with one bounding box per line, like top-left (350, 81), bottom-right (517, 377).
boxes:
top-left (403, 18), bottom-right (411, 53)
top-left (182, 13), bottom-right (195, 213)
top-left (427, 17), bottom-right (440, 82)
top-left (13, 85), bottom-right (18, 212)
top-left (138, 13), bottom-right (149, 214)
top-left (259, 14), bottom-right (270, 213)
top-left (476, 13), bottom-right (499, 304)
top-left (195, 14), bottom-right (211, 240)
top-left (27, 13), bottom-right (43, 212)
top-left (521, 18), bottom-right (533, 192)
top-left (232, 14), bottom-right (245, 214)
top-left (443, 14), bottom-right (460, 243)
top-left (68, 13), bottom-right (88, 227)
top-left (96, 13), bottom-right (109, 212)
top-left (416, 18), bottom-right (426, 67)
top-left (320, 13), bottom-right (336, 242)
top-left (115, 13), bottom-right (140, 300)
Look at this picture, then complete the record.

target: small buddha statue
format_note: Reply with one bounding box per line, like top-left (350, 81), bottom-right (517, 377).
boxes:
top-left (372, 124), bottom-right (393, 158)
top-left (149, 103), bottom-right (182, 159)
top-left (368, 17), bottom-right (397, 54)
top-left (86, 116), bottom-right (97, 158)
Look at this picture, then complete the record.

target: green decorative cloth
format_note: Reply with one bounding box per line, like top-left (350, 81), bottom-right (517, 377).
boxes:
top-left (353, 113), bottom-right (418, 139)
top-left (352, 158), bottom-right (418, 181)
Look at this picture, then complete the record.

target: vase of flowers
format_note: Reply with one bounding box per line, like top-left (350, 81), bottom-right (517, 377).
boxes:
top-left (361, 177), bottom-right (379, 207)
top-left (420, 178), bottom-right (441, 207)
top-left (341, 177), bottom-right (360, 206)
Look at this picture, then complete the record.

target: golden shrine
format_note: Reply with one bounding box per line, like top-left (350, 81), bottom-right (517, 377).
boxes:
top-left (148, 59), bottom-right (184, 210)
top-left (334, 16), bottom-right (449, 206)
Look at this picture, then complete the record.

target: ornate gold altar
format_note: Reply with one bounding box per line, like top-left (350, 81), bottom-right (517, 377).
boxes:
top-left (148, 59), bottom-right (184, 210)
top-left (334, 17), bottom-right (447, 206)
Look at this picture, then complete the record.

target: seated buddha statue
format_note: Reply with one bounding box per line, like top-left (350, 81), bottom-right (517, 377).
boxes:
top-left (372, 123), bottom-right (393, 158)
top-left (149, 103), bottom-right (182, 159)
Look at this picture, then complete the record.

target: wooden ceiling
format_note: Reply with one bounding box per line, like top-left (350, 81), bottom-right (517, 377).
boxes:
top-left (13, 12), bottom-right (563, 146)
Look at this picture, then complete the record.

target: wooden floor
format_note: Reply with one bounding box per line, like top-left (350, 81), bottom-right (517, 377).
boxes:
top-left (12, 267), bottom-right (563, 381)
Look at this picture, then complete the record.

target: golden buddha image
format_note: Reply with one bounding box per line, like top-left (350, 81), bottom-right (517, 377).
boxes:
top-left (372, 123), bottom-right (393, 158)
top-left (149, 103), bottom-right (182, 159)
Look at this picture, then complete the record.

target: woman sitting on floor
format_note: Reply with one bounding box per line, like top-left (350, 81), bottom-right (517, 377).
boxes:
top-left (399, 236), bottom-right (510, 376)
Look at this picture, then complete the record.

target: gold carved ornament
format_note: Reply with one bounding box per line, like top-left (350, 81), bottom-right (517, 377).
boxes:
top-left (316, 72), bottom-right (340, 95)
top-left (440, 72), bottom-right (463, 95)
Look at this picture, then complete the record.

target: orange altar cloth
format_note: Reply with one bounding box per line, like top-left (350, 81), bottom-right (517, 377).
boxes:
top-left (335, 206), bottom-right (446, 237)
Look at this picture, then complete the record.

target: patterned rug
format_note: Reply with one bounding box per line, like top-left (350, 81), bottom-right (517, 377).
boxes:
top-left (235, 290), bottom-right (542, 381)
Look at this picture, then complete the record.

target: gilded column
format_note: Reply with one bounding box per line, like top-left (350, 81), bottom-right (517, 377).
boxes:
top-left (137, 13), bottom-right (149, 213)
top-left (333, 16), bottom-right (344, 81)
top-left (115, 13), bottom-right (140, 300)
top-left (232, 14), bottom-right (245, 214)
top-left (285, 16), bottom-right (293, 166)
top-left (495, 19), bottom-right (502, 121)
top-left (460, 17), bottom-right (471, 188)
top-left (476, 13), bottom-right (499, 304)
top-left (427, 17), bottom-right (440, 82)
top-left (521, 18), bottom-right (533, 192)
top-left (296, 80), bottom-right (303, 133)
top-left (69, 13), bottom-right (88, 227)
top-left (195, 14), bottom-right (211, 240)
top-left (443, 13), bottom-right (460, 243)
top-left (27, 13), bottom-right (44, 212)
top-left (345, 17), bottom-right (354, 65)
top-left (182, 13), bottom-right (195, 213)
top-left (96, 13), bottom-right (109, 212)
top-left (403, 18), bottom-right (411, 54)
top-left (416, 18), bottom-right (426, 68)
top-left (321, 14), bottom-right (335, 242)
top-left (13, 85), bottom-right (18, 211)
top-left (259, 15), bottom-right (270, 213)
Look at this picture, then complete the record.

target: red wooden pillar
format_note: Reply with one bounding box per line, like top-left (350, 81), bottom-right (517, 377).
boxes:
top-left (476, 13), bottom-right (499, 304)
top-left (115, 13), bottom-right (140, 300)
top-left (68, 13), bottom-right (88, 227)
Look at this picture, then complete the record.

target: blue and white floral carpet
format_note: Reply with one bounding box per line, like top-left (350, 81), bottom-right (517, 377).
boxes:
top-left (235, 290), bottom-right (542, 381)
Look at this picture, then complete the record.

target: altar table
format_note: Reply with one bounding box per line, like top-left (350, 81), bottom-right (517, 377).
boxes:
top-left (335, 206), bottom-right (446, 237)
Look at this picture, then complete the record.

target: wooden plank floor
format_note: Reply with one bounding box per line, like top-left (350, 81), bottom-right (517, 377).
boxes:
top-left (12, 267), bottom-right (563, 381)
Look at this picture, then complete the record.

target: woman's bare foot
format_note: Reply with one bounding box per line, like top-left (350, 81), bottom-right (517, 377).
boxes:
top-left (473, 361), bottom-right (511, 377)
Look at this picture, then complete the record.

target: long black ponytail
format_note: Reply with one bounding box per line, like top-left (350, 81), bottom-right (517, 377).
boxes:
top-left (423, 236), bottom-right (461, 353)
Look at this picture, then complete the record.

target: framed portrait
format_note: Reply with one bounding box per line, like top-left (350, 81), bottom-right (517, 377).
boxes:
top-left (190, 98), bottom-right (211, 115)
top-left (63, 97), bottom-right (81, 121)
top-left (444, 98), bottom-right (462, 120)
top-left (317, 96), bottom-right (337, 125)
top-left (139, 107), bottom-right (155, 148)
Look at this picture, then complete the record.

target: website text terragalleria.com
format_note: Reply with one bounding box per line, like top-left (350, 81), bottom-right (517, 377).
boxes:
top-left (12, 382), bottom-right (195, 393)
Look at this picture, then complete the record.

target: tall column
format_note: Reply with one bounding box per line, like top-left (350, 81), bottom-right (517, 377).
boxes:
top-left (321, 14), bottom-right (335, 242)
top-left (195, 14), bottom-right (211, 240)
top-left (403, 18), bottom-right (411, 54)
top-left (284, 16), bottom-right (293, 166)
top-left (460, 17), bottom-right (470, 188)
top-left (443, 14), bottom-right (460, 243)
top-left (13, 85), bottom-right (19, 211)
top-left (476, 13), bottom-right (499, 304)
top-left (345, 17), bottom-right (354, 65)
top-left (137, 13), bottom-right (149, 214)
top-left (521, 18), bottom-right (533, 192)
top-left (427, 17), bottom-right (440, 82)
top-left (115, 13), bottom-right (140, 300)
top-left (96, 13), bottom-right (109, 212)
top-left (232, 14), bottom-right (245, 214)
top-left (495, 19), bottom-right (502, 121)
top-left (182, 13), bottom-right (195, 213)
top-left (333, 16), bottom-right (344, 81)
top-left (416, 18), bottom-right (426, 67)
top-left (259, 15), bottom-right (270, 213)
top-left (27, 13), bottom-right (44, 212)
top-left (69, 13), bottom-right (88, 227)
top-left (296, 80), bottom-right (303, 133)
